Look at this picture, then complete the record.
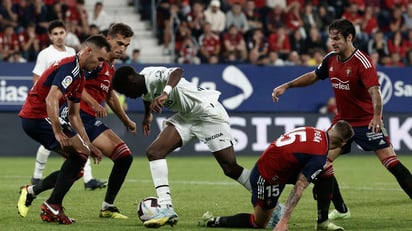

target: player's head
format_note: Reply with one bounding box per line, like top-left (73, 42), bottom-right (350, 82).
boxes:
top-left (328, 19), bottom-right (356, 55)
top-left (328, 120), bottom-right (354, 149)
top-left (79, 35), bottom-right (111, 71)
top-left (329, 120), bottom-right (354, 148)
top-left (112, 65), bottom-right (147, 99)
top-left (48, 20), bottom-right (67, 49)
top-left (106, 23), bottom-right (134, 60)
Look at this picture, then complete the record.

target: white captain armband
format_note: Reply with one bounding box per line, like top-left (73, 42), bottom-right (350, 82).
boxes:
top-left (163, 85), bottom-right (172, 95)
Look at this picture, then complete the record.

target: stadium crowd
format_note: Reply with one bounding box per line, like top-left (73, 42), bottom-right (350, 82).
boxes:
top-left (2, 0), bottom-right (412, 66)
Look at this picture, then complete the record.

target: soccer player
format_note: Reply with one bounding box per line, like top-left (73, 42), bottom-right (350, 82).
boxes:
top-left (30, 19), bottom-right (106, 190)
top-left (64, 23), bottom-right (136, 219)
top-left (112, 65), bottom-right (253, 228)
top-left (272, 19), bottom-right (412, 230)
top-left (18, 23), bottom-right (137, 220)
top-left (200, 120), bottom-right (354, 231)
top-left (17, 35), bottom-right (111, 224)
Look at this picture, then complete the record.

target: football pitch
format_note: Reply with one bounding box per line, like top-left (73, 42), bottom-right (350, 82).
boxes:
top-left (1, 155), bottom-right (412, 231)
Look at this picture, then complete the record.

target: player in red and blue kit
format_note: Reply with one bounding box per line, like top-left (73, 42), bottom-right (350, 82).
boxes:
top-left (201, 121), bottom-right (354, 231)
top-left (272, 19), bottom-right (412, 231)
top-left (17, 35), bottom-right (111, 224)
top-left (71, 23), bottom-right (136, 219)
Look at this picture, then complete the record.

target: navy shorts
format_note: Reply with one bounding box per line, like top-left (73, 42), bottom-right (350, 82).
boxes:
top-left (250, 164), bottom-right (286, 210)
top-left (21, 117), bottom-right (77, 150)
top-left (60, 105), bottom-right (109, 142)
top-left (79, 111), bottom-right (109, 141)
top-left (341, 125), bottom-right (391, 154)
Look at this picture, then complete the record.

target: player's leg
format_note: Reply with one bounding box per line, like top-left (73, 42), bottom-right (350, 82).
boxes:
top-left (91, 129), bottom-right (133, 219)
top-left (375, 147), bottom-right (412, 199)
top-left (313, 162), bottom-right (345, 231)
top-left (41, 134), bottom-right (89, 224)
top-left (143, 123), bottom-right (181, 228)
top-left (32, 145), bottom-right (51, 184)
top-left (327, 148), bottom-right (350, 220)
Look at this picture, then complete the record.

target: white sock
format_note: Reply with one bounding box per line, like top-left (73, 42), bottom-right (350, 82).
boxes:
top-left (82, 158), bottom-right (93, 183)
top-left (236, 168), bottom-right (252, 193)
top-left (33, 145), bottom-right (51, 179)
top-left (102, 201), bottom-right (113, 210)
top-left (149, 159), bottom-right (172, 207)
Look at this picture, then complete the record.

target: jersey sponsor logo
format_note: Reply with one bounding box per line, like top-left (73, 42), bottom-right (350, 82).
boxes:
top-left (330, 77), bottom-right (350, 90)
top-left (205, 132), bottom-right (223, 142)
top-left (61, 76), bottom-right (73, 89)
top-left (100, 80), bottom-right (110, 93)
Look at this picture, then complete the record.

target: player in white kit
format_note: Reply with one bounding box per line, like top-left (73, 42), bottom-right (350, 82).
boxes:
top-left (112, 66), bottom-right (253, 228)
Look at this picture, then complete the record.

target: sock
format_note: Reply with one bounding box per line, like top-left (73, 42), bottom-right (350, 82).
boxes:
top-left (314, 165), bottom-right (334, 223)
top-left (236, 168), bottom-right (252, 192)
top-left (208, 213), bottom-right (256, 228)
top-left (33, 170), bottom-right (59, 195)
top-left (149, 159), bottom-right (172, 207)
top-left (48, 154), bottom-right (87, 204)
top-left (33, 145), bottom-right (51, 179)
top-left (82, 158), bottom-right (93, 183)
top-left (102, 201), bottom-right (114, 210)
top-left (331, 176), bottom-right (348, 213)
top-left (104, 155), bottom-right (133, 204)
top-left (383, 156), bottom-right (412, 199)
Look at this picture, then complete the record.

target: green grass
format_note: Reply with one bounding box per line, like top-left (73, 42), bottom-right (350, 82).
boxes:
top-left (1, 155), bottom-right (412, 230)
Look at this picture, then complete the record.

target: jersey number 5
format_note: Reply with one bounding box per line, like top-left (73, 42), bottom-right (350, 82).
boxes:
top-left (275, 129), bottom-right (307, 147)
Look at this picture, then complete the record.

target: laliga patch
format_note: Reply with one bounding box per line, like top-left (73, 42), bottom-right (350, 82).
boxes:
top-left (61, 76), bottom-right (73, 89)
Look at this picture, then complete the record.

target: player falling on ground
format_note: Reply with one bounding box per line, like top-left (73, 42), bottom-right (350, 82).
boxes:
top-left (201, 120), bottom-right (354, 231)
top-left (17, 35), bottom-right (110, 224)
top-left (272, 19), bottom-right (412, 230)
top-left (18, 23), bottom-right (137, 219)
top-left (30, 19), bottom-right (106, 190)
top-left (111, 65), bottom-right (255, 228)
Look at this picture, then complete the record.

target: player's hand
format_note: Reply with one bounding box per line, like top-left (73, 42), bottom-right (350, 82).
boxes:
top-left (150, 94), bottom-right (168, 113)
top-left (142, 113), bottom-right (153, 136)
top-left (368, 116), bottom-right (383, 133)
top-left (87, 143), bottom-right (102, 164)
top-left (125, 119), bottom-right (137, 135)
top-left (272, 86), bottom-right (286, 103)
top-left (55, 131), bottom-right (72, 149)
top-left (93, 104), bottom-right (107, 118)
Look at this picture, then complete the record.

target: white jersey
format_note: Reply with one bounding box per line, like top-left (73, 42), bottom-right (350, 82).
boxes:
top-left (32, 45), bottom-right (76, 76)
top-left (140, 66), bottom-right (221, 114)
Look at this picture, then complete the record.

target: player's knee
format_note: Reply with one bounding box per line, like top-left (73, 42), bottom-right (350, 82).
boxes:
top-left (110, 143), bottom-right (132, 161)
top-left (145, 146), bottom-right (167, 161)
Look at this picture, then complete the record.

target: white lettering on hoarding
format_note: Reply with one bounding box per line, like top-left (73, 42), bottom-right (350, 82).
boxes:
top-left (0, 80), bottom-right (28, 103)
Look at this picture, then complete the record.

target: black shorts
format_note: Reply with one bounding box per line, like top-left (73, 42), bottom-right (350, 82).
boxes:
top-left (341, 125), bottom-right (391, 154)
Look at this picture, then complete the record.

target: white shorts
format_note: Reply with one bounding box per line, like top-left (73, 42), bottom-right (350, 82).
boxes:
top-left (164, 101), bottom-right (233, 152)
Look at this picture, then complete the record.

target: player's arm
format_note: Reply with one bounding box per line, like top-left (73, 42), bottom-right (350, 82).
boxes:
top-left (67, 100), bottom-right (102, 163)
top-left (46, 85), bottom-right (71, 148)
top-left (106, 90), bottom-right (136, 134)
top-left (368, 86), bottom-right (383, 133)
top-left (81, 88), bottom-right (107, 118)
top-left (142, 100), bottom-right (153, 136)
top-left (273, 173), bottom-right (309, 231)
top-left (272, 71), bottom-right (320, 102)
top-left (150, 67), bottom-right (183, 113)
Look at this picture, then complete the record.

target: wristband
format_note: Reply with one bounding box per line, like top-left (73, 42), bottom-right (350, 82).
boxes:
top-left (163, 85), bottom-right (172, 95)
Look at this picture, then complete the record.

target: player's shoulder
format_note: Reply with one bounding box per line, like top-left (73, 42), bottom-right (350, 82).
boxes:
top-left (65, 46), bottom-right (76, 55)
top-left (352, 49), bottom-right (374, 67)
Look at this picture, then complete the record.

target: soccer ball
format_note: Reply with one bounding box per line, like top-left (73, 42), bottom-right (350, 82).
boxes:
top-left (137, 197), bottom-right (160, 222)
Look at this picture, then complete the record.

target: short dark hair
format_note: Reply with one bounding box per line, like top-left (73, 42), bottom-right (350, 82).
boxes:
top-left (334, 120), bottom-right (354, 142)
top-left (107, 23), bottom-right (134, 38)
top-left (48, 20), bottom-right (66, 34)
top-left (112, 65), bottom-right (136, 92)
top-left (85, 34), bottom-right (112, 52)
top-left (329, 19), bottom-right (356, 40)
